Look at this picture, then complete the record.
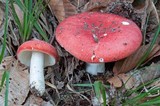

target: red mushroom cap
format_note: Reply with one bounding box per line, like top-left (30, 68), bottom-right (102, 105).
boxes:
top-left (56, 12), bottom-right (142, 63)
top-left (17, 39), bottom-right (59, 67)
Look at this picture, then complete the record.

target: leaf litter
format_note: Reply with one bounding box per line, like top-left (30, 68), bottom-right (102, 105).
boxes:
top-left (0, 56), bottom-right (29, 105)
top-left (0, 0), bottom-right (160, 105)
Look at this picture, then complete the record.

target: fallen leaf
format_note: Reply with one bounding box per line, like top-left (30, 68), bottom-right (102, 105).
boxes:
top-left (0, 56), bottom-right (29, 105)
top-left (108, 63), bottom-right (160, 89)
top-left (63, 0), bottom-right (77, 18)
top-left (107, 74), bottom-right (135, 89)
top-left (85, 0), bottom-right (112, 12)
top-left (113, 44), bottom-right (160, 74)
top-left (48, 0), bottom-right (77, 22)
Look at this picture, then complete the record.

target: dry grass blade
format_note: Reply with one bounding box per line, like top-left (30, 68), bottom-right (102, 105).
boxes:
top-left (67, 84), bottom-right (91, 103)
top-left (113, 44), bottom-right (160, 74)
top-left (45, 81), bottom-right (60, 96)
top-left (48, 0), bottom-right (77, 22)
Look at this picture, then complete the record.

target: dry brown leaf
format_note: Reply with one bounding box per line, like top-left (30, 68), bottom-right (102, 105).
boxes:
top-left (107, 74), bottom-right (124, 87)
top-left (48, 0), bottom-right (77, 22)
top-left (108, 63), bottom-right (160, 89)
top-left (48, 0), bottom-right (65, 22)
top-left (107, 74), bottom-right (134, 89)
top-left (63, 0), bottom-right (77, 18)
top-left (113, 44), bottom-right (160, 74)
top-left (0, 56), bottom-right (29, 105)
top-left (0, 96), bottom-right (21, 106)
top-left (13, 3), bottom-right (23, 25)
top-left (85, 0), bottom-right (111, 12)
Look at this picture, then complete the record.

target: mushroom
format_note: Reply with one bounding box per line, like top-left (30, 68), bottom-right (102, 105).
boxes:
top-left (17, 39), bottom-right (59, 96)
top-left (55, 12), bottom-right (142, 75)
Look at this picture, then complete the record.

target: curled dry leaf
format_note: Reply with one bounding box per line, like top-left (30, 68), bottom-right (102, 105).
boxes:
top-left (113, 44), bottom-right (160, 74)
top-left (108, 63), bottom-right (160, 89)
top-left (48, 0), bottom-right (77, 22)
top-left (0, 5), bottom-right (4, 37)
top-left (0, 56), bottom-right (29, 105)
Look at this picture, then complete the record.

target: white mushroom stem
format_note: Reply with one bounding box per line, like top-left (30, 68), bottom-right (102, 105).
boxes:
top-left (30, 51), bottom-right (45, 96)
top-left (86, 63), bottom-right (105, 75)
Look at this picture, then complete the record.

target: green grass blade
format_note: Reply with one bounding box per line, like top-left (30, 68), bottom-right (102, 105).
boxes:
top-left (14, 0), bottom-right (25, 12)
top-left (72, 83), bottom-right (93, 87)
top-left (34, 22), bottom-right (48, 41)
top-left (100, 84), bottom-right (106, 106)
top-left (10, 0), bottom-right (23, 35)
top-left (124, 88), bottom-right (160, 105)
top-left (0, 0), bottom-right (9, 63)
top-left (136, 23), bottom-right (160, 68)
top-left (125, 77), bottom-right (159, 97)
top-left (139, 96), bottom-right (160, 106)
top-left (23, 0), bottom-right (29, 41)
top-left (4, 71), bottom-right (9, 106)
top-left (29, 0), bottom-right (49, 41)
top-left (94, 81), bottom-right (102, 100)
top-left (0, 71), bottom-right (7, 92)
top-left (28, 0), bottom-right (32, 13)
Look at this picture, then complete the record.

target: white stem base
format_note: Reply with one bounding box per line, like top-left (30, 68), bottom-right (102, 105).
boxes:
top-left (30, 51), bottom-right (45, 96)
top-left (86, 63), bottom-right (105, 75)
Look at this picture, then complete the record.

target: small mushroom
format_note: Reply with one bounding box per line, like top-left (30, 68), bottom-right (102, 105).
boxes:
top-left (17, 39), bottom-right (59, 96)
top-left (55, 12), bottom-right (142, 75)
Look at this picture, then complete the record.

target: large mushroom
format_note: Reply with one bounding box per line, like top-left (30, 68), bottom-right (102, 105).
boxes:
top-left (55, 12), bottom-right (142, 75)
top-left (17, 39), bottom-right (59, 96)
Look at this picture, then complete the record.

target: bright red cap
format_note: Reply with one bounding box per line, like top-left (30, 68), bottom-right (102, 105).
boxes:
top-left (56, 12), bottom-right (142, 63)
top-left (17, 39), bottom-right (59, 66)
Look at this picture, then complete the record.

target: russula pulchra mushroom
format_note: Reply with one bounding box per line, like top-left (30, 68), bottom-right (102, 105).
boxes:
top-left (55, 12), bottom-right (142, 75)
top-left (17, 39), bottom-right (59, 96)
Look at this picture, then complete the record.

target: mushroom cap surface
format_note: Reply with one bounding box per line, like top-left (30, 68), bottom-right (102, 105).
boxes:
top-left (56, 12), bottom-right (142, 63)
top-left (17, 39), bottom-right (59, 67)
